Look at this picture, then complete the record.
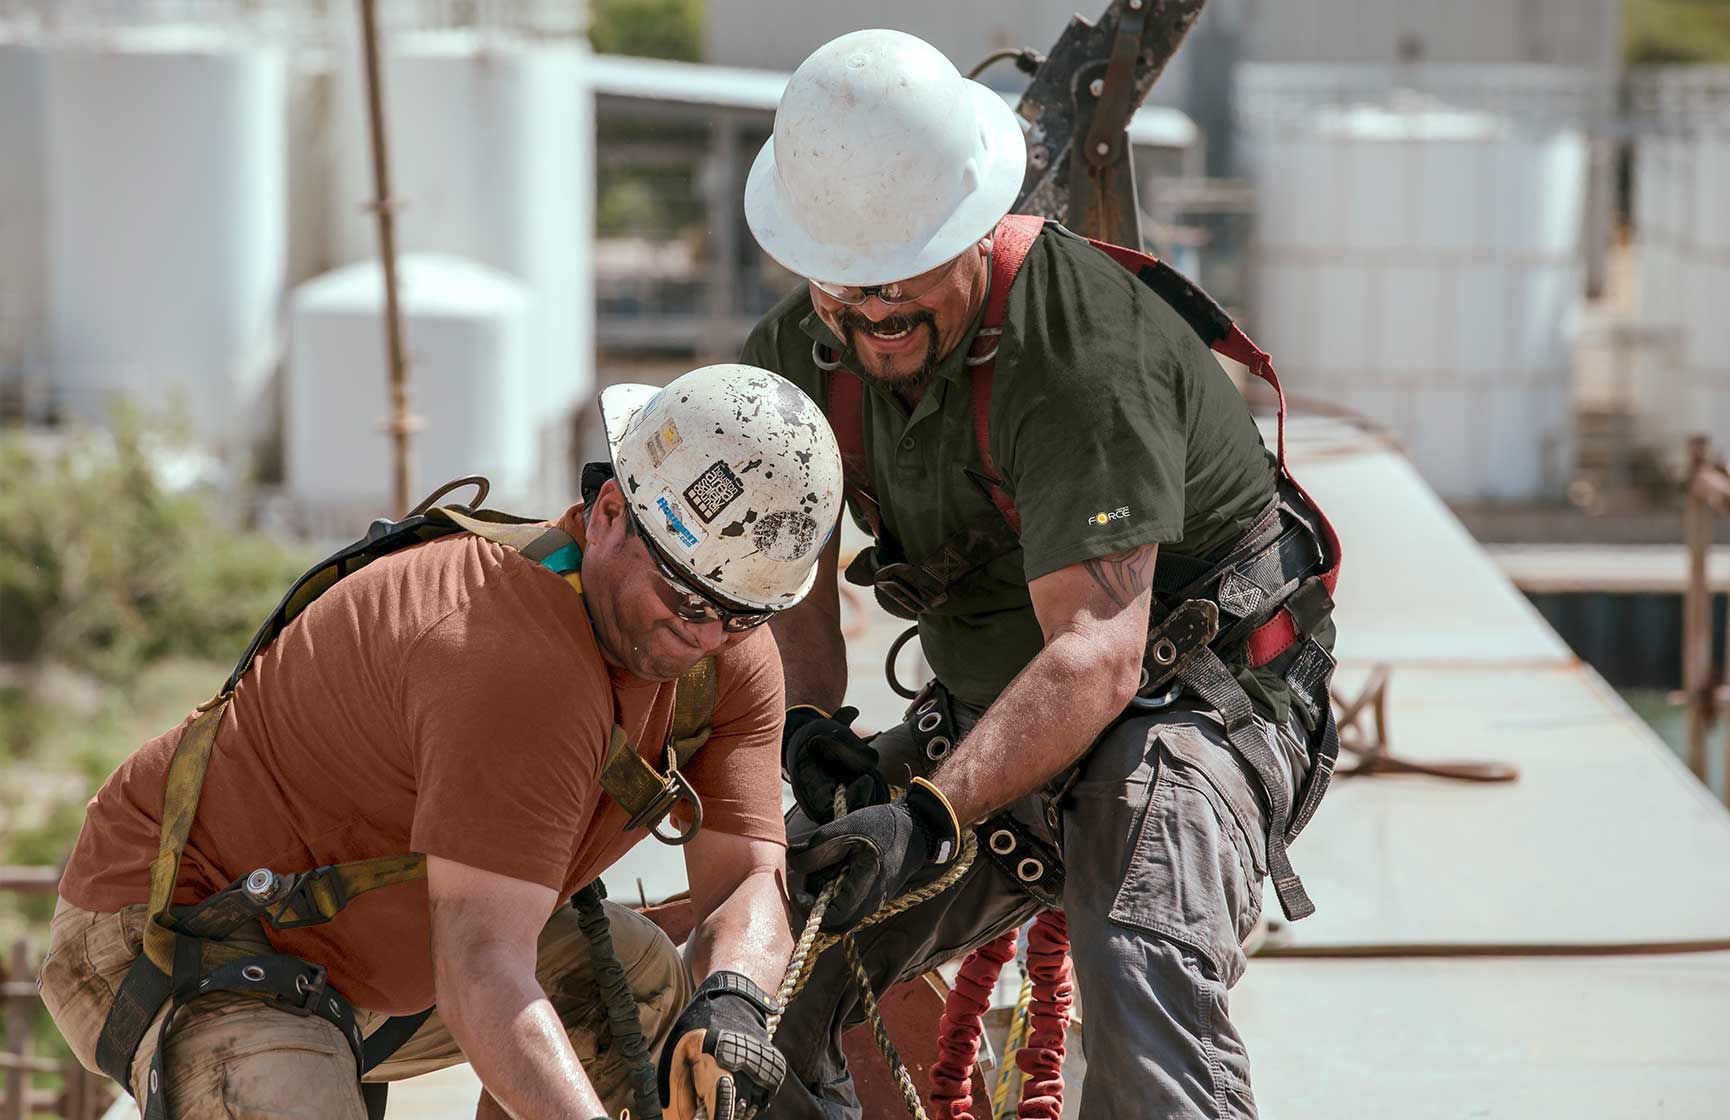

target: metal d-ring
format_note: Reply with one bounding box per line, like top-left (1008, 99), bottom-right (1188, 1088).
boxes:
top-left (407, 475), bottom-right (489, 517)
top-left (989, 829), bottom-right (1017, 856)
top-left (924, 735), bottom-right (953, 761)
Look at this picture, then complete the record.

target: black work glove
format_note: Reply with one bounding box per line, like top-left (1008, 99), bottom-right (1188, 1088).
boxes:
top-left (658, 971), bottom-right (787, 1120)
top-left (786, 777), bottom-right (963, 932)
top-left (781, 705), bottom-right (888, 824)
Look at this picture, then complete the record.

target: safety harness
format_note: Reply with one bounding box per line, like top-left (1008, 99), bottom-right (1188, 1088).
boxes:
top-left (94, 480), bottom-right (717, 1119)
top-left (818, 215), bottom-right (1344, 922)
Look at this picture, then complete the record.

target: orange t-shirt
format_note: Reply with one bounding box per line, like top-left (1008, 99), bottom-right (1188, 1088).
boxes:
top-left (59, 506), bottom-right (786, 1013)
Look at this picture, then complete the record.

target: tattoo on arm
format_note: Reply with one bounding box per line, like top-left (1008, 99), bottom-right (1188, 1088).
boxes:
top-left (1081, 544), bottom-right (1157, 611)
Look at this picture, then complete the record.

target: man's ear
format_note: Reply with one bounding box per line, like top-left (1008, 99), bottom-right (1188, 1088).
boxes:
top-left (587, 478), bottom-right (632, 544)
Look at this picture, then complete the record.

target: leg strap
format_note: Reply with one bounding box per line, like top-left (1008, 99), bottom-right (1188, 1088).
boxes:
top-left (132, 947), bottom-right (366, 1120)
top-left (1178, 650), bottom-right (1316, 921)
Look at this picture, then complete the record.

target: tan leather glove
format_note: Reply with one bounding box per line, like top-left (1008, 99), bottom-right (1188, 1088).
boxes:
top-left (658, 972), bottom-right (786, 1120)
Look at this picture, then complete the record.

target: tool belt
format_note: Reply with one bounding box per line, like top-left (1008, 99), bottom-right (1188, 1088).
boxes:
top-left (95, 478), bottom-right (716, 1118)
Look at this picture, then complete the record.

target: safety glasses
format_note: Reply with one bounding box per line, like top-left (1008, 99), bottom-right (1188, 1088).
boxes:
top-left (630, 509), bottom-right (774, 633)
top-left (808, 252), bottom-right (964, 307)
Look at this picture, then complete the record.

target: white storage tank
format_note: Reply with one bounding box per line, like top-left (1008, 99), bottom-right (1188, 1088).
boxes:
top-left (1239, 64), bottom-right (1592, 503)
top-left (40, 25), bottom-right (286, 453)
top-left (0, 32), bottom-right (45, 400)
top-left (325, 27), bottom-right (593, 508)
top-left (1632, 67), bottom-right (1730, 464)
top-left (287, 254), bottom-right (533, 523)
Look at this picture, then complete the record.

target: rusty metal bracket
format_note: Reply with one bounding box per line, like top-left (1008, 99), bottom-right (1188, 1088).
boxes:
top-left (1332, 665), bottom-right (1519, 783)
top-left (1012, 0), bottom-right (1208, 243)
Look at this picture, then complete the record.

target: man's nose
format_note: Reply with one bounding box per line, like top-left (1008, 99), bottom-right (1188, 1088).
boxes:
top-left (683, 616), bottom-right (730, 653)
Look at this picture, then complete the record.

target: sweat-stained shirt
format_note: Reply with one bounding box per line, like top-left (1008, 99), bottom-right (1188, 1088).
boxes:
top-left (742, 222), bottom-right (1331, 717)
top-left (58, 505), bottom-right (786, 1014)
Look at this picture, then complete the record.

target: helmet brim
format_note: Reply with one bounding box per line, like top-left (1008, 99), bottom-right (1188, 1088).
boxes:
top-left (599, 382), bottom-right (662, 468)
top-left (744, 80), bottom-right (1027, 286)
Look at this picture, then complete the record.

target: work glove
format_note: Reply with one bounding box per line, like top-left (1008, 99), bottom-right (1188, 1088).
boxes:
top-left (786, 777), bottom-right (962, 932)
top-left (781, 705), bottom-right (888, 824)
top-left (658, 971), bottom-right (787, 1120)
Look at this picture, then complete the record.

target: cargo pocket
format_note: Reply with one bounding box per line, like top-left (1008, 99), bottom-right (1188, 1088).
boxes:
top-left (1106, 725), bottom-right (1267, 988)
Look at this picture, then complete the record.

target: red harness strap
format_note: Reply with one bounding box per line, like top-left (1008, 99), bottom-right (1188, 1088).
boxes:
top-left (824, 214), bottom-right (1341, 668)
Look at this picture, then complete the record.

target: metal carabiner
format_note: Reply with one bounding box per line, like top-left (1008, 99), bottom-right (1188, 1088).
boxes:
top-left (632, 767), bottom-right (704, 846)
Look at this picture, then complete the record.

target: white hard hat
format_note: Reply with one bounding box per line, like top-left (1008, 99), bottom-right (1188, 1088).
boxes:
top-left (600, 364), bottom-right (843, 611)
top-left (745, 28), bottom-right (1028, 286)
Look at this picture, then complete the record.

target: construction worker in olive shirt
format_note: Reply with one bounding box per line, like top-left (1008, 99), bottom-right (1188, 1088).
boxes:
top-left (742, 32), bottom-right (1339, 1119)
top-left (43, 366), bottom-right (841, 1120)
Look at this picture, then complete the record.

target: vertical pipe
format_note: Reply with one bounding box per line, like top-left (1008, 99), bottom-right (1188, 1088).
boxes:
top-left (706, 115), bottom-right (741, 365)
top-left (357, 0), bottom-right (415, 516)
top-left (3, 940), bottom-right (28, 1120)
top-left (1683, 433), bottom-right (1710, 782)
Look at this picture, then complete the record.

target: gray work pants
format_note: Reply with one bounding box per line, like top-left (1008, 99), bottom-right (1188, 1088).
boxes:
top-left (768, 690), bottom-right (1311, 1120)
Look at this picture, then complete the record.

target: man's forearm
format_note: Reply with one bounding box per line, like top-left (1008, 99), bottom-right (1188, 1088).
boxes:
top-left (685, 866), bottom-right (794, 996)
top-left (930, 627), bottom-right (1141, 824)
top-left (770, 602), bottom-right (848, 712)
top-left (437, 948), bottom-right (607, 1119)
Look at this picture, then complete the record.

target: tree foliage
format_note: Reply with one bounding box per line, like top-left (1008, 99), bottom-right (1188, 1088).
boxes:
top-left (1627, 0), bottom-right (1730, 64)
top-left (589, 0), bottom-right (703, 61)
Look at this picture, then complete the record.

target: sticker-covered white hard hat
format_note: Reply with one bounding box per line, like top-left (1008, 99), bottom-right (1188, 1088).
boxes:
top-left (744, 28), bottom-right (1028, 285)
top-left (601, 364), bottom-right (844, 612)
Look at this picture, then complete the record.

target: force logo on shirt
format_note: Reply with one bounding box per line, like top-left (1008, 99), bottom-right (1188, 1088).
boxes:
top-left (1088, 506), bottom-right (1132, 526)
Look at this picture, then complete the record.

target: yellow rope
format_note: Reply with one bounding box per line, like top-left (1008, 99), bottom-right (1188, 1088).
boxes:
top-left (990, 974), bottom-right (1033, 1118)
top-left (766, 787), bottom-right (980, 1120)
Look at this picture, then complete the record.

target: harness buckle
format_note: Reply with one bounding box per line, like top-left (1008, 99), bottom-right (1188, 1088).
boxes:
top-left (282, 962), bottom-right (330, 1017)
top-left (270, 866), bottom-right (349, 930)
top-left (628, 766), bottom-right (704, 846)
top-left (872, 562), bottom-right (945, 617)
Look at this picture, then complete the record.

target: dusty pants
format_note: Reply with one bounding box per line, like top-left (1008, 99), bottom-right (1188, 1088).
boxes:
top-left (39, 895), bottom-right (689, 1119)
top-left (767, 693), bottom-right (1311, 1120)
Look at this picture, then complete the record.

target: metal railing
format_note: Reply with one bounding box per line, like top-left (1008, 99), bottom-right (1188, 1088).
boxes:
top-left (1680, 434), bottom-right (1730, 803)
top-left (0, 868), bottom-right (112, 1120)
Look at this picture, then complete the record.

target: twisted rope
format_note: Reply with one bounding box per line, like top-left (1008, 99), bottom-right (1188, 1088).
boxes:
top-left (766, 787), bottom-right (980, 1119)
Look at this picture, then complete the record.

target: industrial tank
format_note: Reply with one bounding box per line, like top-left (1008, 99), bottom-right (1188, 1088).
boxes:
top-left (325, 26), bottom-right (593, 509)
top-left (286, 254), bottom-right (532, 522)
top-left (0, 32), bottom-right (44, 402)
top-left (40, 24), bottom-right (286, 453)
top-left (1632, 67), bottom-right (1730, 464)
top-left (1239, 64), bottom-right (1593, 503)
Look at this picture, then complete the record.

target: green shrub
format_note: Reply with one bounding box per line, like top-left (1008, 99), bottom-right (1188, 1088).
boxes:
top-left (0, 412), bottom-right (307, 681)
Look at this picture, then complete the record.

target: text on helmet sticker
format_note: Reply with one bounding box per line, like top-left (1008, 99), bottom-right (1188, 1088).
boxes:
top-left (654, 491), bottom-right (705, 550)
top-left (684, 460), bottom-right (745, 524)
top-left (645, 418), bottom-right (683, 468)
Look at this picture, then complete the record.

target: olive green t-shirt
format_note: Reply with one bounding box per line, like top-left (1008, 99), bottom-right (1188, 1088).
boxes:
top-left (743, 223), bottom-right (1302, 713)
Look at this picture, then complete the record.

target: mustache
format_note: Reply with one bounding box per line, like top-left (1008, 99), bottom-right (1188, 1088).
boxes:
top-left (839, 308), bottom-right (936, 338)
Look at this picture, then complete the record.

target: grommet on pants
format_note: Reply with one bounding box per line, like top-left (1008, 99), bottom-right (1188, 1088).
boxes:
top-left (770, 695), bottom-right (1308, 1119)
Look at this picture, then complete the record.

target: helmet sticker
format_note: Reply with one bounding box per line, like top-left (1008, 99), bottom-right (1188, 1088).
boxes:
top-left (654, 491), bottom-right (705, 550)
top-left (683, 460), bottom-right (745, 524)
top-left (753, 510), bottom-right (818, 562)
top-left (645, 419), bottom-right (683, 468)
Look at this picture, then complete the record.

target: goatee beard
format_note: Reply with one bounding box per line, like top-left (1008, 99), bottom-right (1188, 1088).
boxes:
top-left (839, 309), bottom-right (941, 394)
